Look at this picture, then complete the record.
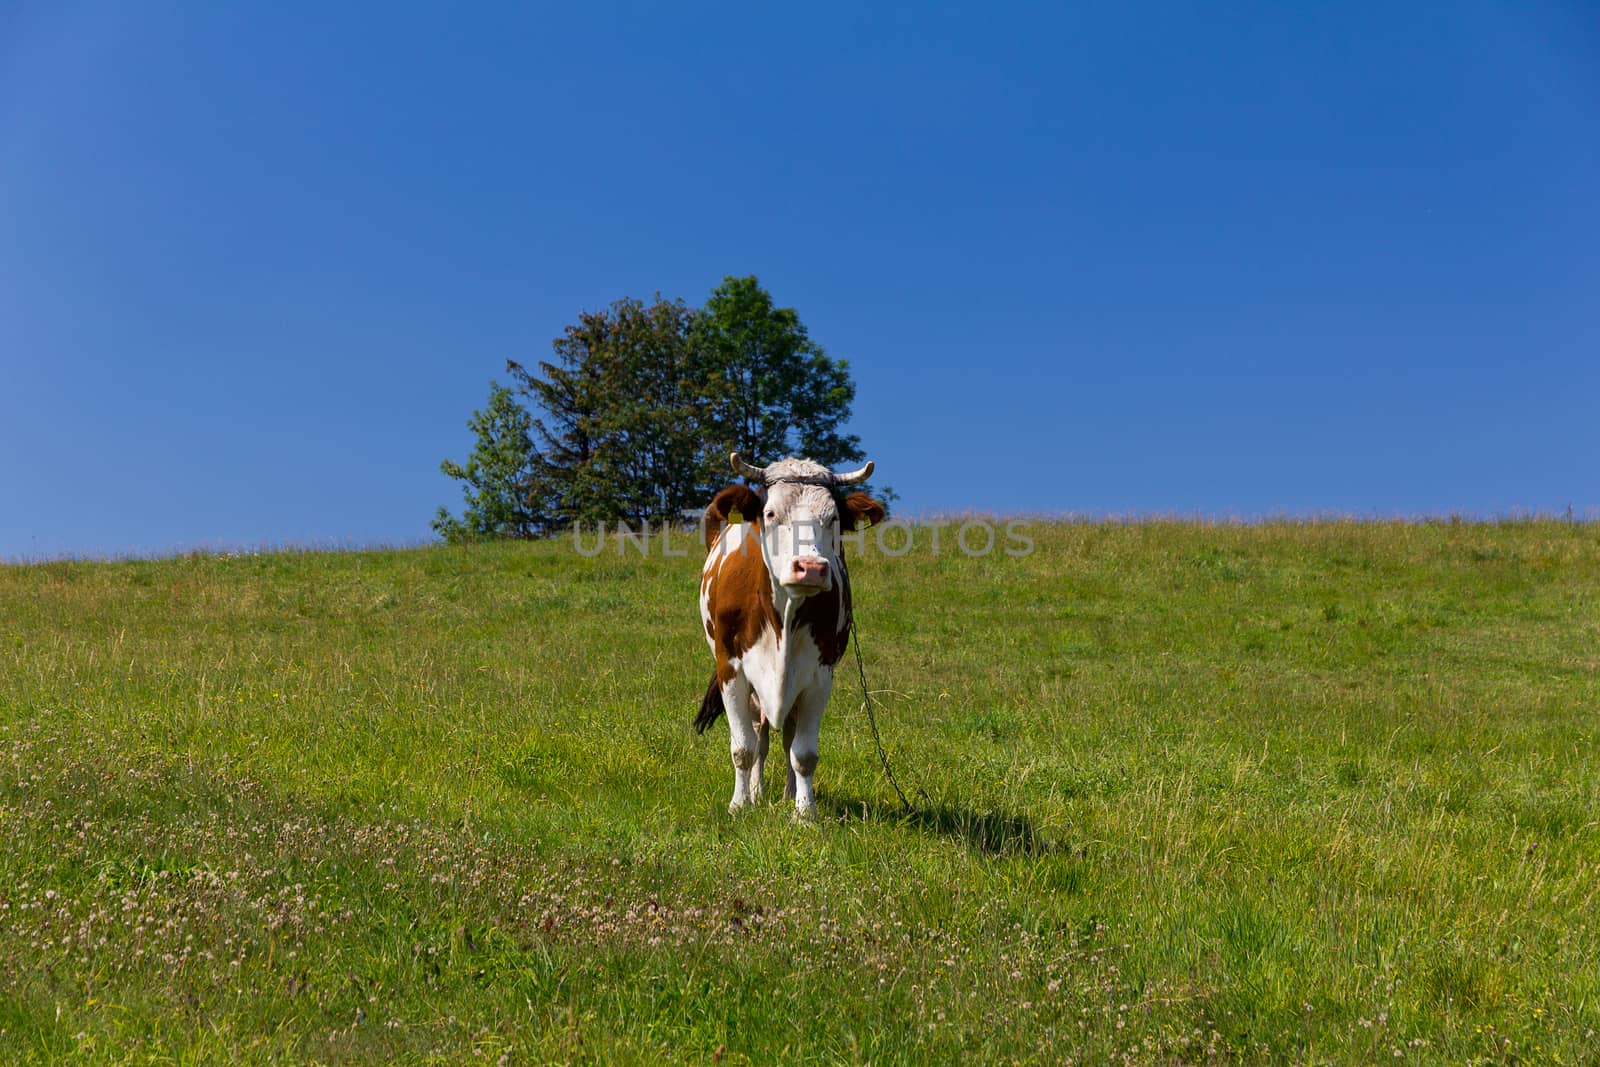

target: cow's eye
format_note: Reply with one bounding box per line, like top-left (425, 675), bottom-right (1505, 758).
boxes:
top-left (764, 509), bottom-right (776, 521)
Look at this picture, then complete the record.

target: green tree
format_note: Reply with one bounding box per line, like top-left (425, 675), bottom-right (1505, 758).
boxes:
top-left (432, 381), bottom-right (543, 542)
top-left (696, 275), bottom-right (864, 470)
top-left (435, 279), bottom-right (881, 540)
top-left (507, 295), bottom-right (716, 527)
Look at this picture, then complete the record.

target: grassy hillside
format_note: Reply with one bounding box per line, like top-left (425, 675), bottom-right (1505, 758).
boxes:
top-left (2, 521), bottom-right (1597, 1064)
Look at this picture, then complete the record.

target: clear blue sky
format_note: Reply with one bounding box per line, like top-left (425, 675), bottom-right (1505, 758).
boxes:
top-left (3, 3), bottom-right (1596, 558)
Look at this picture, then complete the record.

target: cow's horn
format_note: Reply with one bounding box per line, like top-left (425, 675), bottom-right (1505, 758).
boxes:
top-left (831, 460), bottom-right (874, 486)
top-left (729, 452), bottom-right (768, 483)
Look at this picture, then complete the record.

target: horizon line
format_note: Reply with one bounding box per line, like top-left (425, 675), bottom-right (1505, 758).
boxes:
top-left (4, 506), bottom-right (1596, 566)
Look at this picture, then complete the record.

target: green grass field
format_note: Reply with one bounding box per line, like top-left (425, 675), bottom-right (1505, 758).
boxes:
top-left (2, 520), bottom-right (1597, 1064)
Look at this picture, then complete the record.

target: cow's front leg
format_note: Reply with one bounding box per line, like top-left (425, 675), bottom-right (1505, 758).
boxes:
top-left (788, 676), bottom-right (832, 819)
top-left (723, 676), bottom-right (760, 813)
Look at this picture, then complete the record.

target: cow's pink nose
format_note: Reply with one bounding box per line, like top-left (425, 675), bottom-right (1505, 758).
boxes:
top-left (790, 558), bottom-right (829, 585)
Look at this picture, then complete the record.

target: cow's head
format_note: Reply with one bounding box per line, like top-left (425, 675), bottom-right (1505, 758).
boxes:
top-left (712, 453), bottom-right (886, 596)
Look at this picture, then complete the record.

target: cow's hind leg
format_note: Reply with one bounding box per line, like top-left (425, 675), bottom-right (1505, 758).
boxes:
top-left (781, 714), bottom-right (798, 801)
top-left (723, 676), bottom-right (760, 813)
top-left (752, 710), bottom-right (770, 803)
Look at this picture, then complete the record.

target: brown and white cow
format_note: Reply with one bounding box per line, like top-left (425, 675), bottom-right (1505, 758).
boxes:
top-left (695, 452), bottom-right (887, 817)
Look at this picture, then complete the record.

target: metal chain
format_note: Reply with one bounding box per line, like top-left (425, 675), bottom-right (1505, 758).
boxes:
top-left (849, 615), bottom-right (915, 813)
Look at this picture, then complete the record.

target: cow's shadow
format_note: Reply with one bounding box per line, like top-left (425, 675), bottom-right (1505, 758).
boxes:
top-left (819, 793), bottom-right (1062, 857)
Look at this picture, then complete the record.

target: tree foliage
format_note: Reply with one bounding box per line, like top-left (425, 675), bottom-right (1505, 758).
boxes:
top-left (431, 382), bottom-right (541, 543)
top-left (696, 276), bottom-right (863, 471)
top-left (435, 277), bottom-right (874, 539)
top-left (510, 295), bottom-right (712, 527)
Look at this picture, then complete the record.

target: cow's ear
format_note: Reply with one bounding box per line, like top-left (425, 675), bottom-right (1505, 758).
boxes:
top-left (704, 484), bottom-right (764, 550)
top-left (840, 492), bottom-right (887, 532)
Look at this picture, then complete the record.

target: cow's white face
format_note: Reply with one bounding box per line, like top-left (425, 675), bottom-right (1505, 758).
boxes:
top-left (760, 478), bottom-right (841, 596)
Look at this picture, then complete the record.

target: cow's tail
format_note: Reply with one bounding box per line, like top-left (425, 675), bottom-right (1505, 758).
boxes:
top-left (694, 673), bottom-right (726, 734)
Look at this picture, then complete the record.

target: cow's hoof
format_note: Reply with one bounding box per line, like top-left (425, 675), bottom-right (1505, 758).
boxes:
top-left (728, 799), bottom-right (751, 815)
top-left (792, 804), bottom-right (818, 823)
